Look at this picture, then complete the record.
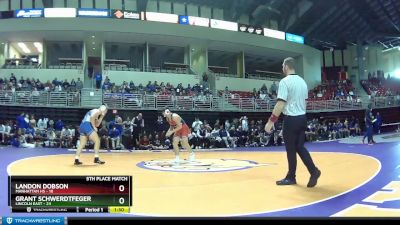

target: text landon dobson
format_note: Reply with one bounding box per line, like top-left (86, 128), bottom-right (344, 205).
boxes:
top-left (15, 183), bottom-right (69, 190)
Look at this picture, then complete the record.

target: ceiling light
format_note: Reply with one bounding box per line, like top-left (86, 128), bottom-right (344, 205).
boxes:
top-left (93, 48), bottom-right (95, 50)
top-left (382, 47), bottom-right (397, 53)
top-left (22, 48), bottom-right (31, 54)
top-left (18, 42), bottom-right (27, 48)
top-left (92, 42), bottom-right (95, 44)
top-left (18, 42), bottom-right (31, 54)
top-left (394, 69), bottom-right (400, 79)
top-left (34, 42), bottom-right (42, 48)
top-left (92, 36), bottom-right (95, 38)
top-left (34, 42), bottom-right (43, 53)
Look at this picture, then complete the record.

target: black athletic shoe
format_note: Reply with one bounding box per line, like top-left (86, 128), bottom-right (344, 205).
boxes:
top-left (276, 178), bottom-right (297, 186)
top-left (74, 159), bottom-right (82, 165)
top-left (307, 168), bottom-right (321, 188)
top-left (94, 158), bottom-right (105, 164)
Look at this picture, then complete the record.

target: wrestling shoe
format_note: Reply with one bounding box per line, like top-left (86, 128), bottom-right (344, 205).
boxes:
top-left (189, 153), bottom-right (196, 162)
top-left (172, 156), bottom-right (180, 165)
top-left (94, 158), bottom-right (105, 164)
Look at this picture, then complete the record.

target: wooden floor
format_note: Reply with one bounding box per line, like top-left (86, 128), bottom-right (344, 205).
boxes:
top-left (8, 151), bottom-right (380, 217)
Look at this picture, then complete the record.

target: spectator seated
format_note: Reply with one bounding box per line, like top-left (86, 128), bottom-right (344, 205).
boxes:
top-left (308, 79), bottom-right (356, 101)
top-left (361, 71), bottom-right (400, 97)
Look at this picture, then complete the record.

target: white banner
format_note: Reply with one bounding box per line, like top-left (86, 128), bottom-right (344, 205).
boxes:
top-left (44, 8), bottom-right (76, 18)
top-left (210, 19), bottom-right (238, 31)
top-left (188, 16), bottom-right (209, 27)
top-left (263, 28), bottom-right (285, 40)
top-left (146, 12), bottom-right (178, 23)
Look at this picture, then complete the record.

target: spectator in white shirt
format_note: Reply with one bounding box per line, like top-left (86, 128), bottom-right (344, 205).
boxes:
top-left (0, 122), bottom-right (11, 143)
top-left (60, 127), bottom-right (73, 148)
top-left (19, 135), bottom-right (35, 148)
top-left (191, 117), bottom-right (203, 133)
top-left (224, 119), bottom-right (231, 131)
top-left (37, 118), bottom-right (47, 131)
top-left (241, 116), bottom-right (249, 132)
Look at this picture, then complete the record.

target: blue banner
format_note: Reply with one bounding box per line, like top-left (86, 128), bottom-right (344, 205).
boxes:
top-left (77, 8), bottom-right (110, 18)
top-left (0, 11), bottom-right (14, 19)
top-left (2, 217), bottom-right (64, 225)
top-left (15, 9), bottom-right (43, 18)
top-left (179, 15), bottom-right (189, 25)
top-left (285, 33), bottom-right (304, 44)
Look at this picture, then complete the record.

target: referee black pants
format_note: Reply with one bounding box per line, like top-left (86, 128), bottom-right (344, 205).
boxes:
top-left (282, 115), bottom-right (317, 180)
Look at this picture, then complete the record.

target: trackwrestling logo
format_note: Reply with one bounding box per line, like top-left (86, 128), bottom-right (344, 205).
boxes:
top-left (2, 217), bottom-right (64, 225)
top-left (137, 159), bottom-right (275, 172)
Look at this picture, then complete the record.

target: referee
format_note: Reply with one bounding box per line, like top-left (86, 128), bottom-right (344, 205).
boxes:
top-left (265, 57), bottom-right (321, 187)
top-left (363, 103), bottom-right (375, 145)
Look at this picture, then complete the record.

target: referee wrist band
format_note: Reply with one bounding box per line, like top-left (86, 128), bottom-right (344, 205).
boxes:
top-left (269, 114), bottom-right (279, 123)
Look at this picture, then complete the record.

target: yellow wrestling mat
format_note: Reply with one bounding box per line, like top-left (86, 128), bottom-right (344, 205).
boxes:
top-left (7, 151), bottom-right (380, 216)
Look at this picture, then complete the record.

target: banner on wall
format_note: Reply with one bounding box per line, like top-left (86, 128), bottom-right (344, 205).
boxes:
top-left (263, 28), bottom-right (285, 40)
top-left (44, 8), bottom-right (76, 18)
top-left (210, 19), bottom-right (238, 31)
top-left (0, 11), bottom-right (14, 19)
top-left (78, 8), bottom-right (110, 18)
top-left (239, 24), bottom-right (263, 35)
top-left (179, 15), bottom-right (189, 25)
top-left (179, 15), bottom-right (210, 27)
top-left (15, 9), bottom-right (43, 18)
top-left (145, 12), bottom-right (178, 23)
top-left (112, 10), bottom-right (140, 19)
top-left (285, 33), bottom-right (304, 44)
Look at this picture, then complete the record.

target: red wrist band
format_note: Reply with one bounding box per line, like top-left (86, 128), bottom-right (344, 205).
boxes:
top-left (269, 114), bottom-right (279, 123)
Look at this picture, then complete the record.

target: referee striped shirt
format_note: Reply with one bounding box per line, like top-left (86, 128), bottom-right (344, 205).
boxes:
top-left (277, 74), bottom-right (308, 116)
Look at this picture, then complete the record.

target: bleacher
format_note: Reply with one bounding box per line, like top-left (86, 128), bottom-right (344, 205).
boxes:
top-left (3, 58), bottom-right (40, 69)
top-left (48, 64), bottom-right (83, 70)
top-left (308, 80), bottom-right (354, 101)
top-left (218, 90), bottom-right (272, 110)
top-left (361, 77), bottom-right (400, 96)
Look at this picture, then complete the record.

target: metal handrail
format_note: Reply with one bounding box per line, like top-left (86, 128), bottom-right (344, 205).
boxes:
top-left (0, 90), bottom-right (399, 112)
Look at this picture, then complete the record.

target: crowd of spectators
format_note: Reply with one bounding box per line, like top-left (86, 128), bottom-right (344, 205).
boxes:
top-left (361, 71), bottom-right (400, 104)
top-left (304, 116), bottom-right (363, 142)
top-left (0, 112), bottom-right (75, 148)
top-left (0, 111), bottom-right (374, 150)
top-left (0, 73), bottom-right (83, 93)
top-left (101, 73), bottom-right (211, 96)
top-left (221, 82), bottom-right (278, 101)
top-left (308, 79), bottom-right (359, 101)
top-left (102, 76), bottom-right (212, 98)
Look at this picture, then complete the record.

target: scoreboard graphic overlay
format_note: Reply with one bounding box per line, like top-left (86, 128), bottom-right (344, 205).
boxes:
top-left (8, 176), bottom-right (132, 213)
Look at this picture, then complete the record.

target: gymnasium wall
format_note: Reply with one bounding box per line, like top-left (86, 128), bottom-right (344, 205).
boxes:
top-left (342, 45), bottom-right (400, 80)
top-left (0, 10), bottom-right (322, 88)
top-left (105, 71), bottom-right (198, 87)
top-left (215, 77), bottom-right (274, 92)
